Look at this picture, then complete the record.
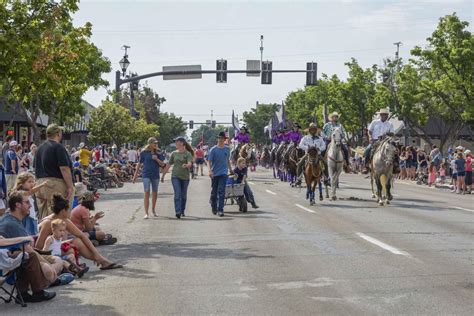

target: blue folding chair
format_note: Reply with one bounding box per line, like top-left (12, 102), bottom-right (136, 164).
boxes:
top-left (0, 240), bottom-right (29, 307)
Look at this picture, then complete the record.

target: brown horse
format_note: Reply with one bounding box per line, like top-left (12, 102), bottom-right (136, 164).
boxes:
top-left (239, 144), bottom-right (256, 166)
top-left (304, 146), bottom-right (328, 205)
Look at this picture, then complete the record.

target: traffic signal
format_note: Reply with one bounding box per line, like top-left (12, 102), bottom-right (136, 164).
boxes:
top-left (306, 62), bottom-right (317, 86)
top-left (189, 120), bottom-right (194, 129)
top-left (261, 61), bottom-right (272, 84)
top-left (131, 72), bottom-right (139, 90)
top-left (211, 120), bottom-right (216, 128)
top-left (216, 59), bottom-right (227, 83)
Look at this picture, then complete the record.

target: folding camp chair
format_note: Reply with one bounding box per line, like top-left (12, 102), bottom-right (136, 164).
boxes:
top-left (0, 240), bottom-right (29, 307)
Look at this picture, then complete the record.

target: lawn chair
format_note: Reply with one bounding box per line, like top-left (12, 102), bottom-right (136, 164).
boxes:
top-left (0, 240), bottom-right (29, 307)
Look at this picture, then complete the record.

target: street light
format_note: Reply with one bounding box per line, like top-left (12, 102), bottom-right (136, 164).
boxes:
top-left (119, 45), bottom-right (131, 77)
top-left (119, 56), bottom-right (130, 77)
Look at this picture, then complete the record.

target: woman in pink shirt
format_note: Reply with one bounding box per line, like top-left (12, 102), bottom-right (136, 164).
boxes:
top-left (70, 192), bottom-right (117, 245)
top-left (465, 150), bottom-right (472, 194)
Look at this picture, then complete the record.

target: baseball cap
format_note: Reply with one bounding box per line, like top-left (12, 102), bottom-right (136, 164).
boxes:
top-left (174, 136), bottom-right (186, 142)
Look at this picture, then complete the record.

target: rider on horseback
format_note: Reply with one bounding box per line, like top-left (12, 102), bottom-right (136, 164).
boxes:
top-left (284, 123), bottom-right (302, 159)
top-left (322, 112), bottom-right (350, 173)
top-left (234, 126), bottom-right (250, 145)
top-left (362, 108), bottom-right (399, 174)
top-left (296, 123), bottom-right (328, 182)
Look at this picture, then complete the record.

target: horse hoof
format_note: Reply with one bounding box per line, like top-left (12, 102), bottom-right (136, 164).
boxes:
top-left (379, 201), bottom-right (384, 206)
top-left (372, 194), bottom-right (376, 199)
top-left (386, 200), bottom-right (390, 205)
top-left (388, 195), bottom-right (393, 201)
top-left (331, 196), bottom-right (337, 201)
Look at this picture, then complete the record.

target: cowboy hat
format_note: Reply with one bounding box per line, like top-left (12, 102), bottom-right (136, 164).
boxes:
top-left (308, 123), bottom-right (318, 130)
top-left (240, 126), bottom-right (248, 131)
top-left (455, 145), bottom-right (464, 151)
top-left (78, 142), bottom-right (85, 149)
top-left (330, 112), bottom-right (340, 118)
top-left (377, 108), bottom-right (390, 115)
top-left (217, 131), bottom-right (228, 139)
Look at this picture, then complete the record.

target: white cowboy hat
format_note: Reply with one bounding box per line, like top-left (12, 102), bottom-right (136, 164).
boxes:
top-left (78, 142), bottom-right (85, 149)
top-left (330, 112), bottom-right (340, 118)
top-left (377, 108), bottom-right (390, 115)
top-left (455, 145), bottom-right (464, 150)
top-left (74, 183), bottom-right (87, 197)
top-left (464, 149), bottom-right (471, 156)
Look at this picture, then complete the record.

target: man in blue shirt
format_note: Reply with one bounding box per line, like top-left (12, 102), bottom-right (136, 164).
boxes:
top-left (4, 140), bottom-right (19, 192)
top-left (207, 132), bottom-right (233, 217)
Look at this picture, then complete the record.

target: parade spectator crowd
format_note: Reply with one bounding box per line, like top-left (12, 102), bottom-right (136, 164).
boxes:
top-left (0, 122), bottom-right (471, 307)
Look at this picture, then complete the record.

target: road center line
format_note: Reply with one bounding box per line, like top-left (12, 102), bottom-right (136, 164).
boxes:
top-left (295, 204), bottom-right (316, 213)
top-left (265, 189), bottom-right (277, 195)
top-left (356, 232), bottom-right (411, 257)
top-left (453, 206), bottom-right (474, 213)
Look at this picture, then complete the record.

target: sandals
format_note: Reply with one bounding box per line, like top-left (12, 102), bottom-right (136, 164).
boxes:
top-left (100, 263), bottom-right (123, 270)
top-left (99, 236), bottom-right (118, 246)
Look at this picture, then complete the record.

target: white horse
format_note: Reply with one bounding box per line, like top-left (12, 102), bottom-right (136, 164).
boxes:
top-left (327, 127), bottom-right (344, 200)
top-left (371, 137), bottom-right (396, 206)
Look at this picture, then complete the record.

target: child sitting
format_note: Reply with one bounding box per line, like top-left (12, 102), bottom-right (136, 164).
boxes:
top-left (233, 157), bottom-right (259, 209)
top-left (42, 219), bottom-right (88, 278)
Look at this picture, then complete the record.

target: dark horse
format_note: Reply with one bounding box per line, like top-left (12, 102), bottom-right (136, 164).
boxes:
top-left (287, 146), bottom-right (305, 187)
top-left (304, 146), bottom-right (328, 205)
top-left (260, 146), bottom-right (272, 168)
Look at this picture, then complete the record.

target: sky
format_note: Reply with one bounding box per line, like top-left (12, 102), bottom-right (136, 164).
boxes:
top-left (74, 0), bottom-right (473, 126)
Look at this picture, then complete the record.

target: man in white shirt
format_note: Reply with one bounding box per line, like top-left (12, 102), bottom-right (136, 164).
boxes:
top-left (127, 146), bottom-right (138, 163)
top-left (296, 123), bottom-right (327, 181)
top-left (363, 108), bottom-right (395, 173)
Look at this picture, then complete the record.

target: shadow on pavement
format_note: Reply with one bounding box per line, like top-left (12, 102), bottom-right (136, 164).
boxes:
top-left (100, 241), bottom-right (274, 268)
top-left (99, 191), bottom-right (173, 201)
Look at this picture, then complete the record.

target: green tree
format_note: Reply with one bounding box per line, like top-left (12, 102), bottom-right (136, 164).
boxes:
top-left (0, 0), bottom-right (111, 142)
top-left (190, 125), bottom-right (226, 147)
top-left (131, 119), bottom-right (160, 146)
top-left (242, 103), bottom-right (280, 145)
top-left (157, 112), bottom-right (187, 147)
top-left (87, 101), bottom-right (134, 146)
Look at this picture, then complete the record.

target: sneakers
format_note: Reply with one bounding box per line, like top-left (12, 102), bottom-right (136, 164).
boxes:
top-left (218, 212), bottom-right (224, 217)
top-left (212, 208), bottom-right (217, 215)
top-left (251, 203), bottom-right (259, 209)
top-left (50, 273), bottom-right (75, 287)
top-left (176, 214), bottom-right (181, 219)
top-left (20, 290), bottom-right (56, 303)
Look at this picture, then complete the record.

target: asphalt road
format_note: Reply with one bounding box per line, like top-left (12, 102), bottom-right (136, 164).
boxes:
top-left (2, 168), bottom-right (473, 315)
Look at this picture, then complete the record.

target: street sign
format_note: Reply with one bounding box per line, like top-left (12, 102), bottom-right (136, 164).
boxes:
top-left (246, 60), bottom-right (260, 77)
top-left (163, 65), bottom-right (202, 80)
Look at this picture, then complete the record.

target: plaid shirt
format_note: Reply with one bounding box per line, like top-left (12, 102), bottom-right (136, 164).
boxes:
top-left (322, 122), bottom-right (347, 141)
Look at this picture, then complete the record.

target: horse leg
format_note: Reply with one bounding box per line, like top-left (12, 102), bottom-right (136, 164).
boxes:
top-left (380, 174), bottom-right (388, 205)
top-left (318, 180), bottom-right (323, 201)
top-left (324, 176), bottom-right (330, 199)
top-left (375, 176), bottom-right (383, 205)
top-left (387, 178), bottom-right (393, 202)
top-left (330, 173), bottom-right (337, 201)
top-left (371, 171), bottom-right (376, 199)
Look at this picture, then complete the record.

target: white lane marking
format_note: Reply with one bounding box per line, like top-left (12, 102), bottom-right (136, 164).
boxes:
top-left (248, 181), bottom-right (255, 185)
top-left (295, 204), bottom-right (316, 213)
top-left (453, 206), bottom-right (474, 213)
top-left (356, 232), bottom-right (411, 257)
top-left (265, 189), bottom-right (277, 195)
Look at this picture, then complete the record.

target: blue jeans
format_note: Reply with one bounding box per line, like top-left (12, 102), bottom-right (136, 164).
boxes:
top-left (171, 177), bottom-right (190, 215)
top-left (243, 183), bottom-right (255, 204)
top-left (210, 175), bottom-right (228, 212)
top-left (143, 177), bottom-right (159, 193)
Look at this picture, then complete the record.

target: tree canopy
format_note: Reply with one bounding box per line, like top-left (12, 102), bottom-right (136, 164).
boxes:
top-left (242, 103), bottom-right (280, 145)
top-left (0, 0), bottom-right (111, 142)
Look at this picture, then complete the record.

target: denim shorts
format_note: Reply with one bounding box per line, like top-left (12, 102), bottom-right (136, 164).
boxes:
top-left (143, 177), bottom-right (159, 192)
